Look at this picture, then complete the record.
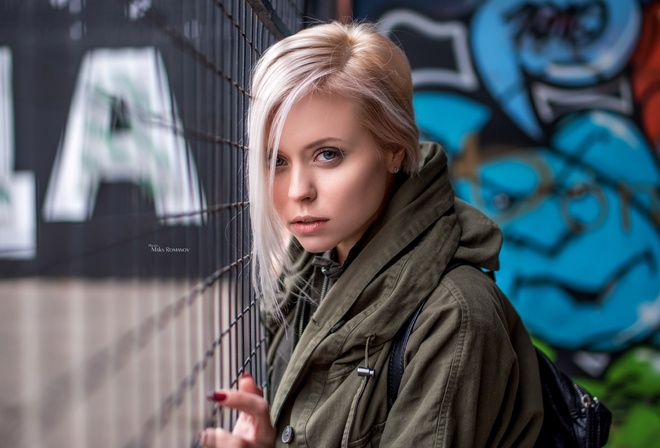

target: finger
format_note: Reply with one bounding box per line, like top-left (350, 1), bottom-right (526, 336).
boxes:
top-left (207, 388), bottom-right (270, 421)
top-left (199, 427), bottom-right (246, 448)
top-left (238, 373), bottom-right (263, 397)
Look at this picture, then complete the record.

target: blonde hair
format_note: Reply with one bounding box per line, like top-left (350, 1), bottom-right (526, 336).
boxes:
top-left (247, 21), bottom-right (420, 314)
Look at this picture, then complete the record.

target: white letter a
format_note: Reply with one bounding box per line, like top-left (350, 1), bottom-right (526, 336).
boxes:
top-left (43, 47), bottom-right (206, 225)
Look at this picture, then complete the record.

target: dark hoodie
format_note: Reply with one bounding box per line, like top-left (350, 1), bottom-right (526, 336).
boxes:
top-left (266, 142), bottom-right (543, 447)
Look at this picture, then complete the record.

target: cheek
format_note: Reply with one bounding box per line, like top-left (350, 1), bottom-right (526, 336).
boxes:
top-left (271, 178), bottom-right (288, 218)
top-left (337, 162), bottom-right (389, 214)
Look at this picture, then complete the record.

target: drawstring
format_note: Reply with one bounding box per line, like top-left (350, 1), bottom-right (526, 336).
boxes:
top-left (357, 334), bottom-right (376, 378)
top-left (342, 335), bottom-right (375, 448)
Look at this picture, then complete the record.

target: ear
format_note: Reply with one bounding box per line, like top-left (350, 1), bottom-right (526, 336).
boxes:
top-left (387, 148), bottom-right (406, 174)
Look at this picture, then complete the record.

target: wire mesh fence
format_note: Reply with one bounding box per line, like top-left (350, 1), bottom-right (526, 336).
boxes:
top-left (0, 0), bottom-right (309, 446)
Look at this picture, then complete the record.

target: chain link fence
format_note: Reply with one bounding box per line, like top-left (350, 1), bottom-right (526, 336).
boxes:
top-left (0, 0), bottom-right (320, 446)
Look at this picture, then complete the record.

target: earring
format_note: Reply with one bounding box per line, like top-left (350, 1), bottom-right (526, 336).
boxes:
top-left (393, 167), bottom-right (400, 174)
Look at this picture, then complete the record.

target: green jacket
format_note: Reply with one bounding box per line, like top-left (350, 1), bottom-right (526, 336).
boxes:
top-left (265, 142), bottom-right (543, 447)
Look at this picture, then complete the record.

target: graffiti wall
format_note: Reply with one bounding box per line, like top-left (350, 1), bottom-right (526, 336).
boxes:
top-left (354, 0), bottom-right (660, 445)
top-left (0, 0), bottom-right (328, 277)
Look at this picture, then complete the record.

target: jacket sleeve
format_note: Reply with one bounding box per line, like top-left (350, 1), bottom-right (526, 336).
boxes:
top-left (379, 267), bottom-right (543, 447)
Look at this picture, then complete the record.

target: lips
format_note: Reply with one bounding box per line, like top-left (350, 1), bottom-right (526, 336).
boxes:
top-left (290, 216), bottom-right (329, 235)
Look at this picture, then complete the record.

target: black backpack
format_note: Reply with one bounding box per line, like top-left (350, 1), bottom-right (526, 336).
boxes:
top-left (387, 259), bottom-right (612, 447)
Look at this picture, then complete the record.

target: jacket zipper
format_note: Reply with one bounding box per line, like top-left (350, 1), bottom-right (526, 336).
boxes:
top-left (320, 273), bottom-right (330, 302)
top-left (573, 382), bottom-right (601, 446)
top-left (573, 382), bottom-right (594, 411)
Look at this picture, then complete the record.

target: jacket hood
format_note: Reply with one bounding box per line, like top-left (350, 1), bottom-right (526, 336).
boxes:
top-left (269, 142), bottom-right (503, 420)
top-left (377, 141), bottom-right (502, 273)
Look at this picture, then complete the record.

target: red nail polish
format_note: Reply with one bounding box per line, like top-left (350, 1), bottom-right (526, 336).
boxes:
top-left (206, 391), bottom-right (227, 402)
top-left (241, 372), bottom-right (253, 380)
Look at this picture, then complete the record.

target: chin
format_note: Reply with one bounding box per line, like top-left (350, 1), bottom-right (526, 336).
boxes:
top-left (295, 237), bottom-right (334, 255)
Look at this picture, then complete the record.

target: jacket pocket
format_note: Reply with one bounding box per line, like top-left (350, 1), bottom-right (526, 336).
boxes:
top-left (347, 421), bottom-right (386, 448)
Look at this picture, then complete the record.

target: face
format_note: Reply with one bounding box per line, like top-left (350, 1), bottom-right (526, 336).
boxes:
top-left (271, 93), bottom-right (402, 263)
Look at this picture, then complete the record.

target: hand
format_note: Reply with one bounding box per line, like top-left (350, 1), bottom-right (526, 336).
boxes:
top-left (200, 374), bottom-right (276, 448)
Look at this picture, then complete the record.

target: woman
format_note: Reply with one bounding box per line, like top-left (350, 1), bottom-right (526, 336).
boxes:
top-left (200, 21), bottom-right (543, 447)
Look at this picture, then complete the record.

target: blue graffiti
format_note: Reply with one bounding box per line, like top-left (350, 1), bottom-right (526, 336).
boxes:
top-left (471, 0), bottom-right (641, 138)
top-left (413, 92), bottom-right (490, 156)
top-left (380, 0), bottom-right (659, 354)
top-left (452, 111), bottom-right (660, 351)
top-left (505, 2), bottom-right (608, 48)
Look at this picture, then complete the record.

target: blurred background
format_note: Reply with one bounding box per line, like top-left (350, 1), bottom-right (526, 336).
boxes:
top-left (1, 0), bottom-right (659, 446)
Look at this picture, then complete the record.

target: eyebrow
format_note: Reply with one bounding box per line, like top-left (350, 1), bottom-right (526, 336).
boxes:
top-left (302, 137), bottom-right (346, 151)
top-left (267, 137), bottom-right (348, 159)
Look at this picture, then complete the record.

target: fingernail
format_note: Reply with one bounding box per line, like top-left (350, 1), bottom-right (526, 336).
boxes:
top-left (206, 391), bottom-right (227, 402)
top-left (241, 372), bottom-right (253, 379)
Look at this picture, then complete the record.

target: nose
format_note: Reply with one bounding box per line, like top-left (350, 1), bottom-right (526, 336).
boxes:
top-left (288, 165), bottom-right (316, 202)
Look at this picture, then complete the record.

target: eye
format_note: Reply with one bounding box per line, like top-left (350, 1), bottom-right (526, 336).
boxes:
top-left (315, 148), bottom-right (342, 164)
top-left (267, 151), bottom-right (286, 169)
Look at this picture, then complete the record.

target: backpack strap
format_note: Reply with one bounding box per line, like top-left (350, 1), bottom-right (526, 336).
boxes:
top-left (387, 259), bottom-right (470, 412)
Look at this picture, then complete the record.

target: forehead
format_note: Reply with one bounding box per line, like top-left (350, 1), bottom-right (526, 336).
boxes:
top-left (277, 93), bottom-right (364, 148)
